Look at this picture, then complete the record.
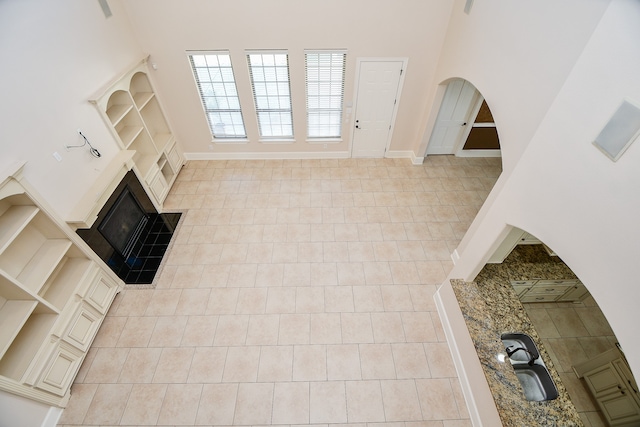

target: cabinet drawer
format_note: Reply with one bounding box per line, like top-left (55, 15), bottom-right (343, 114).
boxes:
top-left (84, 272), bottom-right (118, 314)
top-left (63, 302), bottom-right (101, 352)
top-left (520, 294), bottom-right (560, 303)
top-left (558, 283), bottom-right (590, 302)
top-left (510, 280), bottom-right (538, 287)
top-left (535, 279), bottom-right (579, 286)
top-left (35, 341), bottom-right (83, 397)
top-left (511, 285), bottom-right (532, 297)
top-left (527, 284), bottom-right (572, 295)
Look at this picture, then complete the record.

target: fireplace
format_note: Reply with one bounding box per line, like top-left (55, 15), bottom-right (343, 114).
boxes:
top-left (77, 171), bottom-right (181, 284)
top-left (98, 186), bottom-right (149, 260)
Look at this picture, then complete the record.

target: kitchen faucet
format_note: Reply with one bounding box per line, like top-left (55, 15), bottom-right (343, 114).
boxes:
top-left (506, 345), bottom-right (539, 366)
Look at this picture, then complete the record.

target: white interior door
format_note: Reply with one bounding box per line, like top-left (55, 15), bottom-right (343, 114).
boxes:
top-left (351, 60), bottom-right (403, 158)
top-left (426, 80), bottom-right (478, 155)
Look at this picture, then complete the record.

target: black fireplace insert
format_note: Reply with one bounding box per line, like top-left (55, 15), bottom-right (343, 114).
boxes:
top-left (77, 171), bottom-right (181, 284)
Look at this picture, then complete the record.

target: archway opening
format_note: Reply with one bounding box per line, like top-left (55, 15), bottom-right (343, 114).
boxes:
top-left (481, 226), bottom-right (637, 425)
top-left (423, 78), bottom-right (501, 160)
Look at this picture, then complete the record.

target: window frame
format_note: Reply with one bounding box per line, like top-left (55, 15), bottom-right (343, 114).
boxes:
top-left (246, 50), bottom-right (294, 141)
top-left (305, 50), bottom-right (347, 141)
top-left (188, 51), bottom-right (248, 141)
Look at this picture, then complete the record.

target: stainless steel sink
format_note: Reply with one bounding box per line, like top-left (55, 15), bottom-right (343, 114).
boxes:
top-left (501, 332), bottom-right (540, 363)
top-left (500, 332), bottom-right (558, 401)
top-left (513, 363), bottom-right (559, 401)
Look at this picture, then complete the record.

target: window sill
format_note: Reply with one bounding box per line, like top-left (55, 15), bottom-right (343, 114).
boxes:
top-left (259, 139), bottom-right (296, 144)
top-left (306, 138), bottom-right (343, 144)
top-left (212, 138), bottom-right (250, 144)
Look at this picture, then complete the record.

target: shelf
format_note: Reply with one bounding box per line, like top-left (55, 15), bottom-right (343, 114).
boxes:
top-left (0, 300), bottom-right (38, 360)
top-left (0, 311), bottom-right (57, 381)
top-left (135, 152), bottom-right (158, 178)
top-left (16, 239), bottom-right (72, 295)
top-left (118, 125), bottom-right (144, 148)
top-left (157, 156), bottom-right (168, 171)
top-left (0, 206), bottom-right (39, 254)
top-left (39, 257), bottom-right (93, 311)
top-left (133, 92), bottom-right (154, 109)
top-left (152, 133), bottom-right (173, 152)
top-left (106, 104), bottom-right (133, 126)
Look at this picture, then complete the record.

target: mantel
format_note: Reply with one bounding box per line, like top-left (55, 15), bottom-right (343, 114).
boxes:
top-left (66, 150), bottom-right (136, 230)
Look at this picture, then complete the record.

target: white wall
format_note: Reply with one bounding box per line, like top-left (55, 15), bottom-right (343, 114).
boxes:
top-left (0, 389), bottom-right (60, 427)
top-left (444, 0), bottom-right (640, 377)
top-left (121, 0), bottom-right (454, 157)
top-left (431, 0), bottom-right (611, 172)
top-left (0, 0), bottom-right (143, 217)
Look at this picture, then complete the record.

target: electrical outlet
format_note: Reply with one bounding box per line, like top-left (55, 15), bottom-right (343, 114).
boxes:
top-left (323, 144), bottom-right (328, 149)
top-left (208, 144), bottom-right (214, 151)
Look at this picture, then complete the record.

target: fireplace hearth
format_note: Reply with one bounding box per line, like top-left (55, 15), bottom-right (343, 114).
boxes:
top-left (77, 171), bottom-right (181, 284)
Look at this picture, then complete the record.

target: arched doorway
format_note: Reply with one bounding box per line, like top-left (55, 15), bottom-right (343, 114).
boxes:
top-left (484, 226), bottom-right (639, 425)
top-left (422, 79), bottom-right (501, 158)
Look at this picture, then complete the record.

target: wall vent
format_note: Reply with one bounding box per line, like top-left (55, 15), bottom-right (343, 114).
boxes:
top-left (98, 0), bottom-right (112, 18)
top-left (593, 99), bottom-right (640, 161)
top-left (464, 0), bottom-right (474, 14)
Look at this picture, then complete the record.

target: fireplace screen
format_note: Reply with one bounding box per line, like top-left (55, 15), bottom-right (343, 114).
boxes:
top-left (98, 186), bottom-right (148, 259)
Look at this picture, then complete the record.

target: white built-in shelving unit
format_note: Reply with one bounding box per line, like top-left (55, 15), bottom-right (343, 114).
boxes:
top-left (90, 56), bottom-right (184, 212)
top-left (0, 163), bottom-right (123, 407)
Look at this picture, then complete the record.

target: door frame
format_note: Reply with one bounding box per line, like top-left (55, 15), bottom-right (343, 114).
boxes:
top-left (349, 57), bottom-right (408, 158)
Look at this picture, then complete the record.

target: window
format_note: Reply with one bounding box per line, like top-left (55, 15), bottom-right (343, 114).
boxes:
top-left (247, 51), bottom-right (293, 138)
top-left (305, 51), bottom-right (346, 138)
top-left (189, 52), bottom-right (246, 139)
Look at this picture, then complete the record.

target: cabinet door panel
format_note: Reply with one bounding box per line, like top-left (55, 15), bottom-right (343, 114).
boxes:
top-left (84, 272), bottom-right (118, 314)
top-left (149, 169), bottom-right (169, 203)
top-left (584, 363), bottom-right (625, 397)
top-left (599, 390), bottom-right (640, 426)
top-left (36, 341), bottom-right (82, 396)
top-left (64, 303), bottom-right (101, 351)
top-left (166, 143), bottom-right (182, 173)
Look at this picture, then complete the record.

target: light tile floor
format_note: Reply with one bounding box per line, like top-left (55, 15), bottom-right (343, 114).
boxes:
top-left (58, 156), bottom-right (502, 427)
top-left (523, 297), bottom-right (618, 427)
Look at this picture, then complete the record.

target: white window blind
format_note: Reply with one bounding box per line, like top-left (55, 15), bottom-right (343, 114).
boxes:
top-left (305, 51), bottom-right (346, 138)
top-left (246, 51), bottom-right (293, 138)
top-left (189, 52), bottom-right (247, 139)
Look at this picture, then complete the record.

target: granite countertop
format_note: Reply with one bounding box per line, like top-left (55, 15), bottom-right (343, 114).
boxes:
top-left (506, 262), bottom-right (578, 282)
top-left (450, 246), bottom-right (583, 426)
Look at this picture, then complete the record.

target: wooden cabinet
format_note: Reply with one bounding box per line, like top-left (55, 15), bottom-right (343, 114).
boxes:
top-left (574, 348), bottom-right (640, 426)
top-left (510, 279), bottom-right (588, 303)
top-left (0, 163), bottom-right (123, 407)
top-left (90, 56), bottom-right (184, 211)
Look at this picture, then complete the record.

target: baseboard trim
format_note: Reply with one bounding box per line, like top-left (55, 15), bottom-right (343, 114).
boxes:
top-left (184, 151), bottom-right (351, 161)
top-left (385, 150), bottom-right (425, 165)
top-left (451, 249), bottom-right (460, 265)
top-left (411, 151), bottom-right (424, 165)
top-left (456, 149), bottom-right (502, 158)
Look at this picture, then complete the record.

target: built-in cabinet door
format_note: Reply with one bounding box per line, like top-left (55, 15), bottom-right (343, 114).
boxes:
top-left (557, 283), bottom-right (590, 302)
top-left (166, 142), bottom-right (182, 174)
top-left (84, 272), bottom-right (119, 315)
top-left (149, 170), bottom-right (169, 203)
top-left (35, 340), bottom-right (83, 397)
top-left (598, 389), bottom-right (640, 426)
top-left (583, 362), bottom-right (640, 426)
top-left (63, 302), bottom-right (101, 352)
top-left (584, 363), bottom-right (626, 397)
